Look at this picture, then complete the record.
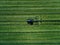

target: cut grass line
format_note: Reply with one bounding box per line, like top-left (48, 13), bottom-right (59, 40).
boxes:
top-left (5, 12), bottom-right (60, 14)
top-left (0, 5), bottom-right (60, 7)
top-left (0, 5), bottom-right (60, 6)
top-left (0, 41), bottom-right (60, 44)
top-left (0, 15), bottom-right (38, 16)
top-left (0, 8), bottom-right (60, 10)
top-left (0, 1), bottom-right (60, 3)
top-left (0, 12), bottom-right (60, 13)
top-left (0, 15), bottom-right (36, 17)
top-left (0, 30), bottom-right (60, 33)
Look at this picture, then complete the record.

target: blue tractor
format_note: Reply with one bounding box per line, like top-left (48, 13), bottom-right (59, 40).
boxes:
top-left (27, 19), bottom-right (34, 25)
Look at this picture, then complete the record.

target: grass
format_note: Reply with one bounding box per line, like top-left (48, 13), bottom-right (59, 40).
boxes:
top-left (0, 0), bottom-right (60, 45)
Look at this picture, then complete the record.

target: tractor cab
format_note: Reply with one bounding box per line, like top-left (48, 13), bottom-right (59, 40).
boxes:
top-left (27, 19), bottom-right (34, 25)
top-left (27, 16), bottom-right (40, 25)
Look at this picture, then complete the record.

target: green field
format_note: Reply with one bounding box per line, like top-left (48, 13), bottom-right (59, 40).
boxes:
top-left (0, 0), bottom-right (60, 45)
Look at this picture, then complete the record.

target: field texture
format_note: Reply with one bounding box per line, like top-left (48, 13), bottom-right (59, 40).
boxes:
top-left (0, 0), bottom-right (60, 45)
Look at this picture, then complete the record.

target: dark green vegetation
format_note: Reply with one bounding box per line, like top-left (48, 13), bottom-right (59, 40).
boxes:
top-left (0, 0), bottom-right (60, 45)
